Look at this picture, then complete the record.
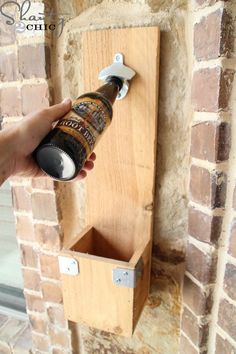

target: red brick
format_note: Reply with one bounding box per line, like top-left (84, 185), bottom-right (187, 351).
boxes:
top-left (229, 219), bottom-right (236, 258)
top-left (190, 166), bottom-right (227, 208)
top-left (220, 70), bottom-right (235, 109)
top-left (192, 67), bottom-right (234, 112)
top-left (183, 276), bottom-right (213, 316)
top-left (181, 306), bottom-right (209, 347)
top-left (220, 10), bottom-right (233, 56)
top-left (190, 165), bottom-right (210, 206)
top-left (32, 333), bottom-right (50, 352)
top-left (191, 122), bottom-right (230, 162)
top-left (24, 293), bottom-right (45, 313)
top-left (216, 334), bottom-right (236, 354)
top-left (20, 244), bottom-right (38, 268)
top-left (21, 84), bottom-right (49, 115)
top-left (194, 9), bottom-right (233, 61)
top-left (34, 224), bottom-right (61, 251)
top-left (180, 334), bottom-right (198, 354)
top-left (40, 254), bottom-right (60, 280)
top-left (31, 192), bottom-right (57, 221)
top-left (0, 50), bottom-right (18, 82)
top-left (0, 21), bottom-right (16, 46)
top-left (12, 186), bottom-right (31, 211)
top-left (186, 243), bottom-right (216, 284)
top-left (47, 306), bottom-right (67, 328)
top-left (22, 269), bottom-right (41, 291)
top-left (0, 87), bottom-right (21, 116)
top-left (16, 215), bottom-right (35, 242)
top-left (41, 281), bottom-right (62, 303)
top-left (218, 298), bottom-right (236, 339)
top-left (18, 44), bottom-right (51, 79)
top-left (31, 177), bottom-right (54, 190)
top-left (188, 207), bottom-right (222, 244)
top-left (218, 122), bottom-right (231, 161)
top-left (224, 263), bottom-right (236, 301)
top-left (49, 326), bottom-right (71, 348)
top-left (29, 314), bottom-right (48, 334)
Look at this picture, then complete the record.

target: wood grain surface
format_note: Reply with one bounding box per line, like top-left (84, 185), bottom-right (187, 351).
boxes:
top-left (60, 26), bottom-right (160, 336)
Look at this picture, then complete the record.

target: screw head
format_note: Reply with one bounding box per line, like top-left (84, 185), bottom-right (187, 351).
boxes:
top-left (114, 53), bottom-right (123, 64)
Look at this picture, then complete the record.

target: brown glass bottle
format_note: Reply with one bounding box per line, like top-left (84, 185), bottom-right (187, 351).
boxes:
top-left (34, 77), bottom-right (123, 181)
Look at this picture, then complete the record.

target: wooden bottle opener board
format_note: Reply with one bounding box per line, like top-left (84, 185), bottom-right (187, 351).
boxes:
top-left (60, 26), bottom-right (160, 336)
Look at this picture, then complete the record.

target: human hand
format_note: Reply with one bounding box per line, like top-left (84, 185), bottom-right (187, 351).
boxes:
top-left (3, 99), bottom-right (96, 181)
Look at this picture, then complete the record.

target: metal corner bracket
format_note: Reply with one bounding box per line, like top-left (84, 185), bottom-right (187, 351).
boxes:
top-left (112, 257), bottom-right (144, 288)
top-left (58, 255), bottom-right (79, 276)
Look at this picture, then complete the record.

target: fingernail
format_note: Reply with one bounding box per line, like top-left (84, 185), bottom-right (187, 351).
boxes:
top-left (62, 98), bottom-right (71, 104)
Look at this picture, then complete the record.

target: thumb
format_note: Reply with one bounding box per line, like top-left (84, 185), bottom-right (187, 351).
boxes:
top-left (20, 98), bottom-right (72, 150)
top-left (45, 98), bottom-right (72, 123)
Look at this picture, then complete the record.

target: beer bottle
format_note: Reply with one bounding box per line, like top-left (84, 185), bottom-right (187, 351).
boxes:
top-left (34, 76), bottom-right (123, 181)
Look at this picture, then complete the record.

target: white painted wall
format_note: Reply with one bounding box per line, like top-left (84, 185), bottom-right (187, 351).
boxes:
top-left (0, 181), bottom-right (23, 289)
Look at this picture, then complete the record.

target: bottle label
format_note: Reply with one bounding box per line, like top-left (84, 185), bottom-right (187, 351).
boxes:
top-left (56, 97), bottom-right (111, 155)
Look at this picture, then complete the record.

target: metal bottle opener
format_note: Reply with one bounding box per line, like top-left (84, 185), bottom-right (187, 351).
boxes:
top-left (98, 53), bottom-right (136, 100)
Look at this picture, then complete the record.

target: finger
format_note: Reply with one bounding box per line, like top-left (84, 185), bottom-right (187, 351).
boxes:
top-left (21, 99), bottom-right (72, 150)
top-left (88, 152), bottom-right (96, 161)
top-left (43, 98), bottom-right (72, 124)
top-left (75, 170), bottom-right (87, 180)
top-left (83, 160), bottom-right (94, 170)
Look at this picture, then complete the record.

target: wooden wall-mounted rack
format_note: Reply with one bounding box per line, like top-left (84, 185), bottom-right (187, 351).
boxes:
top-left (59, 26), bottom-right (160, 337)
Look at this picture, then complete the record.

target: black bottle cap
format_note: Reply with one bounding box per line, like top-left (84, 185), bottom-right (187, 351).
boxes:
top-left (107, 76), bottom-right (123, 91)
top-left (35, 145), bottom-right (77, 181)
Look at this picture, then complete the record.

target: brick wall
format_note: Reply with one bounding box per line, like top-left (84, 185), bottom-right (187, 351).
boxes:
top-left (0, 1), bottom-right (72, 353)
top-left (181, 1), bottom-right (236, 353)
top-left (1, 0), bottom-right (236, 353)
